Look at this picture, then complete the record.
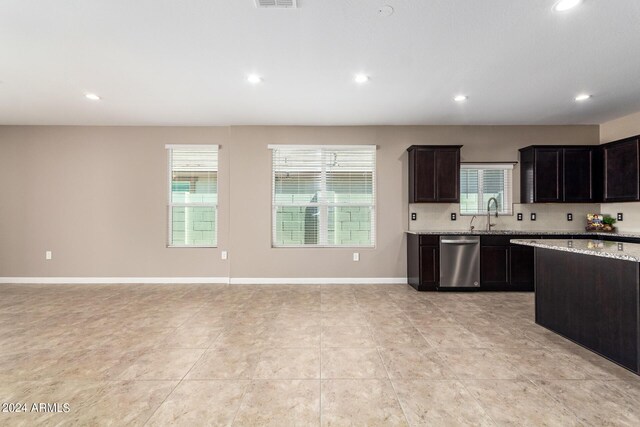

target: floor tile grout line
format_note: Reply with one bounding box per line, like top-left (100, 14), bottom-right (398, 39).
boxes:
top-left (524, 377), bottom-right (588, 423)
top-left (140, 378), bottom-right (184, 425)
top-left (141, 378), bottom-right (184, 426)
top-left (228, 380), bottom-right (252, 426)
top-left (456, 378), bottom-right (500, 426)
top-left (373, 295), bottom-right (412, 427)
top-left (319, 293), bottom-right (323, 427)
top-left (141, 346), bottom-right (208, 425)
top-left (206, 327), bottom-right (225, 350)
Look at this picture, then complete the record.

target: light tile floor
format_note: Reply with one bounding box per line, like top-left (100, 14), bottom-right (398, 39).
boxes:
top-left (0, 284), bottom-right (639, 426)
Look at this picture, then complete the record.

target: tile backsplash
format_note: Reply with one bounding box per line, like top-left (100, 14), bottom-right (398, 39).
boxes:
top-left (409, 203), bottom-right (601, 232)
top-left (600, 202), bottom-right (640, 233)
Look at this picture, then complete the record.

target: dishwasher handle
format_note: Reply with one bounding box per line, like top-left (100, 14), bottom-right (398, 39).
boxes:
top-left (441, 239), bottom-right (479, 244)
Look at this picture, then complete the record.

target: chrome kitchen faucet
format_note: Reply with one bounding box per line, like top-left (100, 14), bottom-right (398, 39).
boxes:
top-left (487, 197), bottom-right (499, 231)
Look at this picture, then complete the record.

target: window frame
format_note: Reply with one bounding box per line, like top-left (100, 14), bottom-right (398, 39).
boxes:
top-left (166, 144), bottom-right (219, 248)
top-left (269, 144), bottom-right (377, 248)
top-left (459, 163), bottom-right (514, 216)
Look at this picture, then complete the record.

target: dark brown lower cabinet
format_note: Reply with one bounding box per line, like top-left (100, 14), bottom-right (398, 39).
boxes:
top-left (479, 235), bottom-right (537, 291)
top-left (408, 234), bottom-right (536, 291)
top-left (535, 248), bottom-right (640, 374)
top-left (410, 233), bottom-right (640, 294)
top-left (407, 234), bottom-right (439, 291)
top-left (419, 246), bottom-right (439, 289)
top-left (509, 245), bottom-right (535, 289)
top-left (480, 246), bottom-right (509, 287)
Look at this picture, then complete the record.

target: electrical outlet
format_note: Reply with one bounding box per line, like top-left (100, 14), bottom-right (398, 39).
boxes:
top-left (517, 213), bottom-right (523, 221)
top-left (353, 252), bottom-right (359, 262)
top-left (221, 251), bottom-right (228, 260)
top-left (45, 251), bottom-right (52, 260)
top-left (617, 213), bottom-right (624, 221)
top-left (531, 213), bottom-right (537, 221)
top-left (450, 213), bottom-right (457, 221)
top-left (618, 243), bottom-right (624, 251)
top-left (567, 213), bottom-right (573, 221)
top-left (411, 213), bottom-right (417, 221)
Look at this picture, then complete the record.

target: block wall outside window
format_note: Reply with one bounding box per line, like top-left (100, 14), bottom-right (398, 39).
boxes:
top-left (171, 206), bottom-right (217, 246)
top-left (166, 145), bottom-right (218, 247)
top-left (269, 145), bottom-right (376, 248)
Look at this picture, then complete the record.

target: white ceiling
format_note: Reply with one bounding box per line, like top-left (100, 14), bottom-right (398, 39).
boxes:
top-left (1, 0), bottom-right (639, 126)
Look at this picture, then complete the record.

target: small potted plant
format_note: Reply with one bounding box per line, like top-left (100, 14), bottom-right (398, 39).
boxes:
top-left (602, 215), bottom-right (617, 232)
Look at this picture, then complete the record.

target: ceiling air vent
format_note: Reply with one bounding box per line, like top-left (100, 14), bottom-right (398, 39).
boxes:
top-left (255, 0), bottom-right (298, 8)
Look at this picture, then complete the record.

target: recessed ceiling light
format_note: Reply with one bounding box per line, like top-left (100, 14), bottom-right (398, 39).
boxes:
top-left (247, 74), bottom-right (262, 84)
top-left (575, 94), bottom-right (591, 101)
top-left (554, 0), bottom-right (582, 12)
top-left (453, 95), bottom-right (468, 102)
top-left (85, 93), bottom-right (101, 101)
top-left (354, 74), bottom-right (369, 84)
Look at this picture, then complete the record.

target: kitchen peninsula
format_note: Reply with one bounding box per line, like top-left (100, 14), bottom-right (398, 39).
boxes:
top-left (512, 238), bottom-right (640, 375)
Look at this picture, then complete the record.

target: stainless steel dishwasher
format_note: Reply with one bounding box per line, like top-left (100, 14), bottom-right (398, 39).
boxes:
top-left (439, 235), bottom-right (480, 288)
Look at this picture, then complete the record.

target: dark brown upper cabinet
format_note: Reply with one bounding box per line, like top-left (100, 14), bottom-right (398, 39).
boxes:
top-left (564, 147), bottom-right (597, 202)
top-left (408, 145), bottom-right (462, 203)
top-left (519, 146), bottom-right (597, 203)
top-left (603, 137), bottom-right (640, 202)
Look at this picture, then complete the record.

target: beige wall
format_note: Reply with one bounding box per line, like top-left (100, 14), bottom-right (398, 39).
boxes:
top-left (227, 126), bottom-right (407, 280)
top-left (0, 124), bottom-right (599, 279)
top-left (600, 110), bottom-right (640, 232)
top-left (600, 110), bottom-right (640, 144)
top-left (0, 126), bottom-right (231, 277)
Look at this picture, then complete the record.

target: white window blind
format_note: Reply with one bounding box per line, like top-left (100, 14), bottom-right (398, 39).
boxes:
top-left (166, 145), bottom-right (218, 247)
top-left (269, 145), bottom-right (376, 247)
top-left (460, 163), bottom-right (513, 215)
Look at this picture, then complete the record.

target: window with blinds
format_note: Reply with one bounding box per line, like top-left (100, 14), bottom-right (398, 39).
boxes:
top-left (166, 145), bottom-right (218, 247)
top-left (269, 145), bottom-right (376, 247)
top-left (460, 164), bottom-right (514, 215)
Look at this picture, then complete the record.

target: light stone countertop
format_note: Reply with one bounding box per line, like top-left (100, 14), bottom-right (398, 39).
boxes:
top-left (406, 230), bottom-right (640, 238)
top-left (510, 238), bottom-right (640, 262)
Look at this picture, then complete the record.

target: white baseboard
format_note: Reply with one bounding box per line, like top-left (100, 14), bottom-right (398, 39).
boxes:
top-left (229, 277), bottom-right (407, 285)
top-left (0, 277), bottom-right (408, 285)
top-left (0, 277), bottom-right (231, 284)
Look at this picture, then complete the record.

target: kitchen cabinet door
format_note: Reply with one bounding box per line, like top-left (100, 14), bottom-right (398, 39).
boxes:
top-left (419, 246), bottom-right (439, 291)
top-left (480, 246), bottom-right (509, 288)
top-left (407, 234), bottom-right (439, 291)
top-left (604, 138), bottom-right (640, 202)
top-left (535, 148), bottom-right (563, 202)
top-left (563, 148), bottom-right (594, 202)
top-left (408, 146), bottom-right (461, 203)
top-left (509, 245), bottom-right (535, 291)
top-left (410, 148), bottom-right (436, 202)
top-left (435, 149), bottom-right (460, 202)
